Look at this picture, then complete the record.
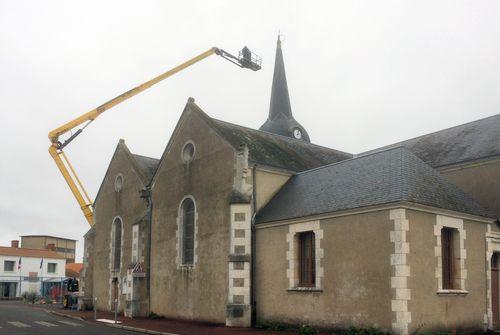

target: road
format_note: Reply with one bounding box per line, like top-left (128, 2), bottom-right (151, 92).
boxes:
top-left (0, 301), bottom-right (137, 335)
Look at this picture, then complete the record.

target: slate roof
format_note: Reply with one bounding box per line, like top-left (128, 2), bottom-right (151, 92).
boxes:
top-left (362, 114), bottom-right (500, 168)
top-left (183, 101), bottom-right (352, 172)
top-left (132, 154), bottom-right (159, 181)
top-left (256, 147), bottom-right (494, 224)
top-left (209, 118), bottom-right (352, 172)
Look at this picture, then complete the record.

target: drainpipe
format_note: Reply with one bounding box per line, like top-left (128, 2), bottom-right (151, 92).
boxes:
top-left (140, 186), bottom-right (153, 316)
top-left (250, 164), bottom-right (257, 325)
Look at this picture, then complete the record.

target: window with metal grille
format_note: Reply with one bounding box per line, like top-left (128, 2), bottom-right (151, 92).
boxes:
top-left (298, 231), bottom-right (315, 287)
top-left (181, 198), bottom-right (195, 265)
top-left (441, 227), bottom-right (457, 289)
top-left (113, 218), bottom-right (122, 270)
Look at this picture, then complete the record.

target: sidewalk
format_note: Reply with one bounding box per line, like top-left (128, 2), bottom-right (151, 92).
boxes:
top-left (34, 304), bottom-right (298, 335)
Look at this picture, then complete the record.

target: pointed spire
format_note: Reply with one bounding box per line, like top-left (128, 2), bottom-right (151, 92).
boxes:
top-left (259, 36), bottom-right (310, 142)
top-left (269, 35), bottom-right (292, 119)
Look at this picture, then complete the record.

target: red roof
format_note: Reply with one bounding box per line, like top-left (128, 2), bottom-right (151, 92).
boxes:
top-left (0, 246), bottom-right (65, 259)
top-left (65, 263), bottom-right (83, 277)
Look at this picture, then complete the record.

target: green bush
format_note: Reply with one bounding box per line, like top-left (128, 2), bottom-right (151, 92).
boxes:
top-left (299, 324), bottom-right (317, 334)
top-left (148, 312), bottom-right (162, 319)
top-left (255, 321), bottom-right (286, 331)
top-left (21, 292), bottom-right (38, 304)
top-left (339, 326), bottom-right (390, 335)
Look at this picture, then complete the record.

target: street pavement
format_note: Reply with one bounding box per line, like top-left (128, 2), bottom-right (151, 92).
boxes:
top-left (0, 301), bottom-right (137, 335)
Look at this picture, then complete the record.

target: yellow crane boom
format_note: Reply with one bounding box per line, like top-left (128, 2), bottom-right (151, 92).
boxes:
top-left (48, 46), bottom-right (261, 226)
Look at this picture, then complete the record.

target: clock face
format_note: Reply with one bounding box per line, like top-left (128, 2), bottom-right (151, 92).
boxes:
top-left (293, 128), bottom-right (302, 139)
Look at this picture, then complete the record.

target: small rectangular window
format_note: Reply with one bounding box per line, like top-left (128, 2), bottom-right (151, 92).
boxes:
top-left (4, 261), bottom-right (15, 272)
top-left (441, 228), bottom-right (457, 289)
top-left (47, 263), bottom-right (57, 273)
top-left (298, 231), bottom-right (315, 287)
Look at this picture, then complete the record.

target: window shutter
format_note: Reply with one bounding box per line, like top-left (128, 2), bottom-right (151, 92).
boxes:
top-left (441, 228), bottom-right (454, 289)
top-left (299, 232), bottom-right (315, 287)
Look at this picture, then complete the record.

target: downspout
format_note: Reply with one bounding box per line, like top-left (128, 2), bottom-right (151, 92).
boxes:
top-left (485, 225), bottom-right (490, 331)
top-left (250, 164), bottom-right (257, 325)
top-left (140, 186), bottom-right (153, 316)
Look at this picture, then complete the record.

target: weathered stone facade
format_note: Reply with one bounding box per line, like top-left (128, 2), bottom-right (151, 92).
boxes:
top-left (83, 140), bottom-right (152, 316)
top-left (255, 207), bottom-right (491, 334)
top-left (149, 105), bottom-right (237, 323)
top-left (81, 39), bottom-right (499, 334)
top-left (82, 104), bottom-right (498, 334)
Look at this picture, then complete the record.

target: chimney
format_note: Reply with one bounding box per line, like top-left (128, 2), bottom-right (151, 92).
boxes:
top-left (11, 240), bottom-right (19, 248)
top-left (46, 243), bottom-right (56, 251)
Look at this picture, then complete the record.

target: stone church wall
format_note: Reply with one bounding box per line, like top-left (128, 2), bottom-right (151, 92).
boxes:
top-left (255, 210), bottom-right (393, 331)
top-left (150, 109), bottom-right (236, 323)
top-left (91, 143), bottom-right (149, 313)
top-left (82, 228), bottom-right (94, 302)
top-left (255, 207), bottom-right (490, 334)
top-left (406, 209), bottom-right (487, 333)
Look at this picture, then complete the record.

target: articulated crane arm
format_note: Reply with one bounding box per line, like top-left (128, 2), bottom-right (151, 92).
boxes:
top-left (48, 46), bottom-right (261, 226)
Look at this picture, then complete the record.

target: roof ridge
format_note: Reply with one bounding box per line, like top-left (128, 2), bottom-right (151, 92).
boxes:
top-left (20, 235), bottom-right (77, 241)
top-left (400, 148), bottom-right (406, 201)
top-left (184, 99), bottom-right (352, 172)
top-left (295, 146), bottom-right (406, 176)
top-left (211, 117), bottom-right (351, 155)
top-left (398, 148), bottom-right (493, 217)
top-left (256, 144), bottom-right (494, 224)
top-left (362, 113), bottom-right (500, 155)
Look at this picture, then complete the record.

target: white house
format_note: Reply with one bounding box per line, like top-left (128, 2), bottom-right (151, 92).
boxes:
top-left (0, 240), bottom-right (66, 299)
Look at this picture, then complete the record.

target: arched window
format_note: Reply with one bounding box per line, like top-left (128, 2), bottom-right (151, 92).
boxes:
top-left (113, 218), bottom-right (122, 270)
top-left (181, 198), bottom-right (195, 265)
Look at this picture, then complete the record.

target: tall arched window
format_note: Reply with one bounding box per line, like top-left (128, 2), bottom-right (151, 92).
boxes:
top-left (181, 198), bottom-right (195, 265)
top-left (113, 218), bottom-right (122, 270)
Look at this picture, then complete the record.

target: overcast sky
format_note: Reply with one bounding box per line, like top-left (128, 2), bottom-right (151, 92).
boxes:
top-left (1, 1), bottom-right (499, 262)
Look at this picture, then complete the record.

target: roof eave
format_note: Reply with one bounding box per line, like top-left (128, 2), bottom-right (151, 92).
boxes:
top-left (256, 200), bottom-right (495, 228)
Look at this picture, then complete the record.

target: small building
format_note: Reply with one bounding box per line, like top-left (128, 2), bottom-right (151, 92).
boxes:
top-left (0, 240), bottom-right (66, 299)
top-left (21, 235), bottom-right (77, 263)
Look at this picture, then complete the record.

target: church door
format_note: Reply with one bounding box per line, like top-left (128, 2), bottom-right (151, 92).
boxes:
top-left (492, 254), bottom-right (499, 327)
top-left (111, 278), bottom-right (118, 312)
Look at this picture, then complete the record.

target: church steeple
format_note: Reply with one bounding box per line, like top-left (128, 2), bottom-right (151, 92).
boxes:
top-left (259, 36), bottom-right (310, 142)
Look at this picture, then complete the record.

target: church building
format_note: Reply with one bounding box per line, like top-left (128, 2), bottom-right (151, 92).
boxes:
top-left (82, 38), bottom-right (500, 334)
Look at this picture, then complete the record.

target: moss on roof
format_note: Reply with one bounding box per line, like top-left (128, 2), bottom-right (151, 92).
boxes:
top-left (362, 114), bottom-right (500, 168)
top-left (187, 101), bottom-right (352, 172)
